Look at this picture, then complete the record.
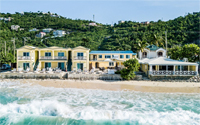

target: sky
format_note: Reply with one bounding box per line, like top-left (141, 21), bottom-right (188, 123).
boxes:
top-left (0, 0), bottom-right (199, 24)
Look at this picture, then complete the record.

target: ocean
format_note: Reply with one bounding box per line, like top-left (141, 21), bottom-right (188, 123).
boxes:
top-left (0, 80), bottom-right (200, 125)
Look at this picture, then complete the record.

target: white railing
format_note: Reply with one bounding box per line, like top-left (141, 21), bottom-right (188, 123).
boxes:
top-left (54, 56), bottom-right (67, 60)
top-left (151, 71), bottom-right (195, 75)
top-left (175, 71), bottom-right (195, 75)
top-left (152, 71), bottom-right (173, 75)
top-left (18, 56), bottom-right (30, 60)
top-left (40, 56), bottom-right (52, 59)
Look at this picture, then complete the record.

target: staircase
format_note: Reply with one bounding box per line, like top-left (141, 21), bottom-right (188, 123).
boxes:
top-left (67, 59), bottom-right (72, 71)
top-left (33, 59), bottom-right (39, 71)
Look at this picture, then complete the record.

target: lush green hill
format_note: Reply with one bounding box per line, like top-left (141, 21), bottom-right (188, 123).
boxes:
top-left (0, 11), bottom-right (199, 63)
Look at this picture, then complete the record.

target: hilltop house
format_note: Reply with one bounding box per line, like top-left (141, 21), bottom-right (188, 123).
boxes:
top-left (29, 28), bottom-right (39, 32)
top-left (36, 32), bottom-right (46, 38)
top-left (53, 30), bottom-right (66, 37)
top-left (89, 23), bottom-right (97, 26)
top-left (43, 28), bottom-right (53, 33)
top-left (11, 25), bottom-right (20, 31)
top-left (138, 45), bottom-right (199, 78)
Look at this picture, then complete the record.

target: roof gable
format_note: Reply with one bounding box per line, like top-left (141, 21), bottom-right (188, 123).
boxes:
top-left (73, 46), bottom-right (90, 50)
top-left (146, 45), bottom-right (160, 51)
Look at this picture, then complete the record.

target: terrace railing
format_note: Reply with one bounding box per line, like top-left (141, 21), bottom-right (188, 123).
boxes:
top-left (74, 56), bottom-right (87, 60)
top-left (54, 56), bottom-right (67, 60)
top-left (151, 71), bottom-right (195, 75)
top-left (40, 56), bottom-right (52, 60)
top-left (18, 56), bottom-right (30, 60)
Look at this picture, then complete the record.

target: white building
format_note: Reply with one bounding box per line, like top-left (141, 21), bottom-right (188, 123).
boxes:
top-left (53, 30), bottom-right (66, 37)
top-left (11, 25), bottom-right (20, 31)
top-left (43, 28), bottom-right (53, 33)
top-left (118, 20), bottom-right (125, 24)
top-left (139, 45), bottom-right (199, 78)
top-left (138, 45), bottom-right (166, 59)
top-left (29, 28), bottom-right (39, 32)
top-left (89, 23), bottom-right (97, 26)
top-left (141, 21), bottom-right (150, 24)
top-left (36, 32), bottom-right (46, 38)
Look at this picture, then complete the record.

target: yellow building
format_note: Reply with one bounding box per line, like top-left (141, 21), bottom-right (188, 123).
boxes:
top-left (16, 45), bottom-right (90, 71)
top-left (89, 51), bottom-right (137, 70)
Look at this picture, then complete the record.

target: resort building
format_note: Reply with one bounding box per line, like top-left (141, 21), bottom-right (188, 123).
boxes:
top-left (16, 45), bottom-right (90, 72)
top-left (139, 45), bottom-right (199, 77)
top-left (89, 51), bottom-right (137, 70)
top-left (138, 45), bottom-right (166, 59)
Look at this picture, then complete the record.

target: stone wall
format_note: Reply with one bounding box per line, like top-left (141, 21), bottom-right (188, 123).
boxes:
top-left (0, 73), bottom-right (65, 79)
top-left (149, 75), bottom-right (195, 82)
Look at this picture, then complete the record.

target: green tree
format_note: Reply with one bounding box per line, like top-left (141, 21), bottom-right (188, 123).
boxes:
top-left (168, 45), bottom-right (182, 60)
top-left (134, 39), bottom-right (149, 52)
top-left (148, 33), bottom-right (164, 47)
top-left (181, 44), bottom-right (199, 62)
top-left (120, 58), bottom-right (140, 80)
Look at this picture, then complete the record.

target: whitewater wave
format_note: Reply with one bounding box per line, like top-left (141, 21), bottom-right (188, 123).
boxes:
top-left (0, 80), bottom-right (200, 125)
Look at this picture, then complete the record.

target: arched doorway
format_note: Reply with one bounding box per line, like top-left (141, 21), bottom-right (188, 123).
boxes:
top-left (142, 52), bottom-right (147, 58)
top-left (95, 62), bottom-right (99, 68)
top-left (157, 52), bottom-right (163, 57)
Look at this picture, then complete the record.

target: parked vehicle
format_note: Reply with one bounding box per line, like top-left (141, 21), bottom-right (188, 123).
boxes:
top-left (1, 64), bottom-right (11, 70)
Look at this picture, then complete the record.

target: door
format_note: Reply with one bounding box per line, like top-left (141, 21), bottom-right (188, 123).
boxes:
top-left (95, 62), bottom-right (99, 68)
top-left (23, 63), bottom-right (29, 70)
top-left (77, 63), bottom-right (83, 70)
top-left (58, 62), bottom-right (65, 70)
top-left (45, 62), bottom-right (51, 68)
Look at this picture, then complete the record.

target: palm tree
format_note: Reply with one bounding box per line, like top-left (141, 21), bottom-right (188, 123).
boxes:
top-left (149, 33), bottom-right (164, 47)
top-left (134, 39), bottom-right (149, 59)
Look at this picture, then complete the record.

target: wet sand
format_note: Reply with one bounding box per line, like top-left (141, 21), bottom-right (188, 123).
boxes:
top-left (1, 79), bottom-right (200, 93)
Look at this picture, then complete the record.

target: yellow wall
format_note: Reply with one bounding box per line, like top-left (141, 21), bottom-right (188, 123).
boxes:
top-left (90, 61), bottom-right (116, 68)
top-left (141, 64), bottom-right (148, 74)
top-left (40, 50), bottom-right (54, 56)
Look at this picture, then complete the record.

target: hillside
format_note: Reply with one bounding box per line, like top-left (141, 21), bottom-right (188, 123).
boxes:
top-left (0, 11), bottom-right (199, 62)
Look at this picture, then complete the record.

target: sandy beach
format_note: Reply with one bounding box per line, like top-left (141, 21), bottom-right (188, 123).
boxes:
top-left (1, 79), bottom-right (200, 93)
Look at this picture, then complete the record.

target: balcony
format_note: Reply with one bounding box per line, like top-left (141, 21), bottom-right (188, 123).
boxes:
top-left (74, 56), bottom-right (87, 60)
top-left (40, 56), bottom-right (52, 60)
top-left (54, 56), bottom-right (67, 60)
top-left (18, 56), bottom-right (30, 60)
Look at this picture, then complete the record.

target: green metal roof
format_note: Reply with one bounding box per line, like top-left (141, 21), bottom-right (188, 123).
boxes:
top-left (146, 45), bottom-right (160, 51)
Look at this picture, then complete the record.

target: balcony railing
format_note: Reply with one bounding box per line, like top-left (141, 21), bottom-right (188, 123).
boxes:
top-left (74, 56), bottom-right (87, 60)
top-left (54, 56), bottom-right (67, 60)
top-left (40, 56), bottom-right (52, 59)
top-left (151, 71), bottom-right (196, 75)
top-left (18, 56), bottom-right (30, 60)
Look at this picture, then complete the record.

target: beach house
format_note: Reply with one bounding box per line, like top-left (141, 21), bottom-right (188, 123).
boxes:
top-left (138, 45), bottom-right (199, 78)
top-left (89, 51), bottom-right (137, 70)
top-left (16, 45), bottom-right (90, 71)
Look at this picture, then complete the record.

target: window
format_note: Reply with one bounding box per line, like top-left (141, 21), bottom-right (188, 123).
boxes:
top-left (99, 55), bottom-right (102, 58)
top-left (58, 52), bottom-right (64, 56)
top-left (45, 52), bottom-right (51, 56)
top-left (77, 53), bottom-right (83, 57)
top-left (158, 52), bottom-right (163, 57)
top-left (126, 55), bottom-right (130, 59)
top-left (120, 55), bottom-right (124, 59)
top-left (105, 55), bottom-right (111, 58)
top-left (45, 62), bottom-right (51, 68)
top-left (142, 52), bottom-right (147, 58)
top-left (109, 62), bottom-right (114, 66)
top-left (23, 52), bottom-right (29, 56)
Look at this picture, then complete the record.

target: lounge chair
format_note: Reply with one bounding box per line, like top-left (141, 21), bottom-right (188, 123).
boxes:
top-left (47, 68), bottom-right (53, 74)
top-left (40, 68), bottom-right (46, 73)
top-left (11, 68), bottom-right (16, 73)
top-left (24, 68), bottom-right (30, 73)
